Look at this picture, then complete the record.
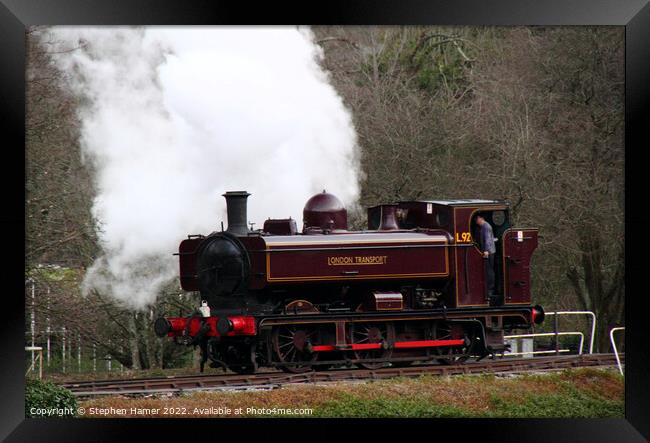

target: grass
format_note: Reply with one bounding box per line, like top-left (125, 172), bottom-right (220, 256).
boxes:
top-left (77, 367), bottom-right (624, 418)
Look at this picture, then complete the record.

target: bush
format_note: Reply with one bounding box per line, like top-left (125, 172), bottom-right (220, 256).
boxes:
top-left (25, 378), bottom-right (78, 417)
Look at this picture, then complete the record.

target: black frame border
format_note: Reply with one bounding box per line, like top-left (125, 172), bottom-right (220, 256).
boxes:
top-left (1, 1), bottom-right (648, 441)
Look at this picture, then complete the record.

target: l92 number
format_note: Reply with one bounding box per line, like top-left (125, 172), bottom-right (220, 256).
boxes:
top-left (456, 232), bottom-right (472, 243)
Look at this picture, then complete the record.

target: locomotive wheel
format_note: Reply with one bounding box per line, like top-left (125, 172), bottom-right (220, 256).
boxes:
top-left (271, 325), bottom-right (318, 373)
top-left (432, 322), bottom-right (472, 365)
top-left (349, 322), bottom-right (394, 370)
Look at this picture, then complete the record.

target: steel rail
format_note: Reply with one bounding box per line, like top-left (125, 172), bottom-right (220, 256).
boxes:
top-left (60, 353), bottom-right (623, 397)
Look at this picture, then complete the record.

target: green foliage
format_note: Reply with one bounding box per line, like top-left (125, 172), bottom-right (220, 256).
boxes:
top-left (25, 378), bottom-right (78, 417)
top-left (307, 385), bottom-right (622, 418)
top-left (303, 370), bottom-right (622, 418)
top-left (313, 392), bottom-right (470, 418)
top-left (486, 385), bottom-right (623, 418)
top-left (27, 265), bottom-right (79, 283)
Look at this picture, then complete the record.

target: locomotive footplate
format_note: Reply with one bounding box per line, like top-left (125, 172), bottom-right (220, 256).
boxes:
top-left (258, 306), bottom-right (534, 328)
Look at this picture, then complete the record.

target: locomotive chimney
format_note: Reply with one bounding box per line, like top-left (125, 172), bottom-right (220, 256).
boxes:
top-left (378, 204), bottom-right (399, 231)
top-left (222, 191), bottom-right (251, 236)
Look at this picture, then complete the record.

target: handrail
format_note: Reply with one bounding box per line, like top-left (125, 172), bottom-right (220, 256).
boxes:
top-left (503, 332), bottom-right (585, 357)
top-left (609, 327), bottom-right (625, 376)
top-left (545, 311), bottom-right (596, 354)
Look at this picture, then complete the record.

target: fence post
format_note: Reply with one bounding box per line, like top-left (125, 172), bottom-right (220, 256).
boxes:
top-left (46, 325), bottom-right (51, 368)
top-left (25, 347), bottom-right (43, 379)
top-left (30, 279), bottom-right (35, 371)
top-left (107, 339), bottom-right (112, 372)
top-left (46, 287), bottom-right (51, 367)
top-left (588, 312), bottom-right (596, 354)
top-left (61, 327), bottom-right (66, 373)
top-left (554, 313), bottom-right (559, 355)
top-left (77, 332), bottom-right (81, 373)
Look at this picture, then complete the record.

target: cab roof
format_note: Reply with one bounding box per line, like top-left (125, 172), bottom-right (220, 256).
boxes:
top-left (403, 199), bottom-right (509, 207)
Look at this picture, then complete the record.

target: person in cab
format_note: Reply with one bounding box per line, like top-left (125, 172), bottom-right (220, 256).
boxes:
top-left (475, 214), bottom-right (496, 297)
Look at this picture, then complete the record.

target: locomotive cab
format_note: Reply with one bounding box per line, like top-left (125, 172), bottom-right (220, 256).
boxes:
top-left (466, 205), bottom-right (538, 307)
top-left (471, 209), bottom-right (510, 303)
top-left (391, 199), bottom-right (538, 309)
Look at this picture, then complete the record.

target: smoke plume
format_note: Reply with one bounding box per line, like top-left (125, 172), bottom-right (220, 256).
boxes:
top-left (46, 27), bottom-right (359, 309)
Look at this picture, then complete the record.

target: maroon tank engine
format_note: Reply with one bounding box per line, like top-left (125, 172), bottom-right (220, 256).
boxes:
top-left (156, 190), bottom-right (544, 374)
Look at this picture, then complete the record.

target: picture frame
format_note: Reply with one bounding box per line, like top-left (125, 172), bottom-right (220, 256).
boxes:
top-left (2, 0), bottom-right (648, 440)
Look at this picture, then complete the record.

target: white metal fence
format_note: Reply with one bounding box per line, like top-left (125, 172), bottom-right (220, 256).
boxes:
top-left (609, 327), bottom-right (625, 376)
top-left (546, 311), bottom-right (596, 354)
top-left (25, 346), bottom-right (43, 379)
top-left (503, 331), bottom-right (584, 357)
top-left (26, 327), bottom-right (124, 375)
top-left (502, 310), bottom-right (596, 358)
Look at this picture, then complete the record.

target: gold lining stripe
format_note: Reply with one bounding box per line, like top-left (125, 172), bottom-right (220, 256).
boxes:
top-left (266, 239), bottom-right (449, 282)
top-left (454, 207), bottom-right (459, 305)
top-left (259, 313), bottom-right (529, 326)
top-left (328, 262), bottom-right (387, 266)
top-left (267, 272), bottom-right (448, 282)
top-left (266, 237), bottom-right (448, 247)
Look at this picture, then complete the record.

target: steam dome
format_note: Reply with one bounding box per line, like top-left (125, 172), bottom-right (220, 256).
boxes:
top-left (303, 190), bottom-right (348, 231)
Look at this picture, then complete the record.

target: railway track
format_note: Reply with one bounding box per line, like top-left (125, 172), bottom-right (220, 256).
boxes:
top-left (61, 353), bottom-right (623, 397)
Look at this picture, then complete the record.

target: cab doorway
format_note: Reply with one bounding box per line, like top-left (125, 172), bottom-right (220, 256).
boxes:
top-left (471, 210), bottom-right (510, 305)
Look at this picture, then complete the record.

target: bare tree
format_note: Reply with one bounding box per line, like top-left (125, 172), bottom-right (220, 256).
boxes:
top-left (26, 27), bottom-right (98, 268)
top-left (315, 26), bottom-right (624, 350)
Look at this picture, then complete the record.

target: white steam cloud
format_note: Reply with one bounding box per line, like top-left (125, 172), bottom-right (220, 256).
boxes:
top-left (47, 27), bottom-right (359, 309)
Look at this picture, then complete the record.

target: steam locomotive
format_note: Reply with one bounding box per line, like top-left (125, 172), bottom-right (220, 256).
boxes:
top-left (155, 191), bottom-right (544, 373)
